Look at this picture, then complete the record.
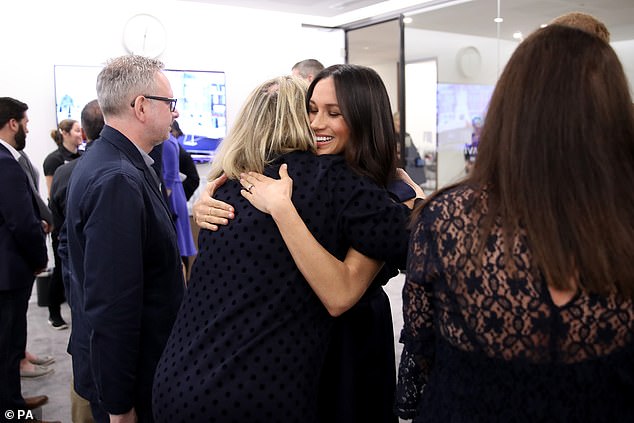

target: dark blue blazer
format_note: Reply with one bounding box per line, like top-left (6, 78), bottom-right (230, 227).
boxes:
top-left (59, 126), bottom-right (184, 419)
top-left (0, 143), bottom-right (47, 291)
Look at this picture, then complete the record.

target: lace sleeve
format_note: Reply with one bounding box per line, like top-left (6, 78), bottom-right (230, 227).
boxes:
top-left (395, 209), bottom-right (437, 419)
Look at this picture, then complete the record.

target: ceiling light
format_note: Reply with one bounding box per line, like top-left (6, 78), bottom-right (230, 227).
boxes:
top-left (403, 17), bottom-right (413, 24)
top-left (540, 23), bottom-right (548, 28)
top-left (513, 31), bottom-right (523, 40)
top-left (494, 17), bottom-right (503, 23)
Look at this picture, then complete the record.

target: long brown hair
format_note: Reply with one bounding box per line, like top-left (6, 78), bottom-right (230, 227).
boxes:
top-left (420, 25), bottom-right (634, 296)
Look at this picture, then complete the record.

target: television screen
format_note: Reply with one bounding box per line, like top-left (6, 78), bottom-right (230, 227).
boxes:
top-left (53, 65), bottom-right (226, 162)
top-left (436, 83), bottom-right (494, 156)
top-left (435, 83), bottom-right (494, 185)
top-left (164, 69), bottom-right (226, 161)
top-left (54, 65), bottom-right (101, 125)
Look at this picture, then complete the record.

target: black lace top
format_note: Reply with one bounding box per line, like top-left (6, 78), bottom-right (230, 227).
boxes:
top-left (396, 185), bottom-right (634, 422)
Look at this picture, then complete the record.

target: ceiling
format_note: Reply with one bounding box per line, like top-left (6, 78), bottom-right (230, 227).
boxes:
top-left (180, 0), bottom-right (634, 41)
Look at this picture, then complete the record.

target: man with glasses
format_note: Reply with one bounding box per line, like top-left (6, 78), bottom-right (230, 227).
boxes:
top-left (60, 55), bottom-right (184, 423)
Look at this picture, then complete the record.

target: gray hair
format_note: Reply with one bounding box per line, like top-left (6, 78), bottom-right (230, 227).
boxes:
top-left (96, 55), bottom-right (165, 117)
top-left (291, 59), bottom-right (324, 80)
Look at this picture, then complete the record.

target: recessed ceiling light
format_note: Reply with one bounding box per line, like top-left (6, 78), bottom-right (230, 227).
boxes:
top-left (513, 31), bottom-right (523, 40)
top-left (494, 17), bottom-right (504, 23)
top-left (403, 17), bottom-right (413, 24)
top-left (540, 23), bottom-right (548, 28)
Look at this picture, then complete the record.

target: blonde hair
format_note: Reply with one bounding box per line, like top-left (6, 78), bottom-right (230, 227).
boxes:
top-left (209, 76), bottom-right (315, 180)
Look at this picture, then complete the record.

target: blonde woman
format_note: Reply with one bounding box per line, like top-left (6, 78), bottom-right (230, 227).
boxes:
top-left (152, 76), bottom-right (410, 422)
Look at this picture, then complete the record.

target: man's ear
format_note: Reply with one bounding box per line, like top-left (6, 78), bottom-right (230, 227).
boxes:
top-left (131, 97), bottom-right (149, 123)
top-left (8, 118), bottom-right (20, 131)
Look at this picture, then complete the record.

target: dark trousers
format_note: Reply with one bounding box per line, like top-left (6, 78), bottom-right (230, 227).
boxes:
top-left (0, 284), bottom-right (32, 411)
top-left (48, 236), bottom-right (66, 317)
top-left (89, 402), bottom-right (109, 423)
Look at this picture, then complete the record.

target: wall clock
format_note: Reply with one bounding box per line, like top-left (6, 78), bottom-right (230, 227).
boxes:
top-left (122, 13), bottom-right (167, 58)
top-left (456, 46), bottom-right (482, 79)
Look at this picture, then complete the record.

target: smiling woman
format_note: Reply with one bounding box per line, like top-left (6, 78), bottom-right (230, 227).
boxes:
top-left (308, 77), bottom-right (350, 155)
top-left (152, 74), bottom-right (412, 422)
top-left (193, 64), bottom-right (425, 423)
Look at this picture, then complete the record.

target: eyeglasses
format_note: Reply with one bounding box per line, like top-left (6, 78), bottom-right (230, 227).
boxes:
top-left (130, 95), bottom-right (178, 112)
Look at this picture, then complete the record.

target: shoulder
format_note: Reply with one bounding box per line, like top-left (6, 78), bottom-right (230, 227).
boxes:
top-left (53, 160), bottom-right (76, 180)
top-left (162, 137), bottom-right (179, 159)
top-left (74, 144), bottom-right (143, 192)
top-left (417, 184), bottom-right (478, 228)
top-left (44, 148), bottom-right (62, 161)
top-left (50, 161), bottom-right (78, 194)
top-left (0, 154), bottom-right (24, 181)
top-left (43, 149), bottom-right (63, 172)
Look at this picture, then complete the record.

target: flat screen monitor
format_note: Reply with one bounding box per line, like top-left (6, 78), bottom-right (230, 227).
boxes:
top-left (164, 69), bottom-right (226, 161)
top-left (53, 65), bottom-right (226, 162)
top-left (436, 82), bottom-right (494, 157)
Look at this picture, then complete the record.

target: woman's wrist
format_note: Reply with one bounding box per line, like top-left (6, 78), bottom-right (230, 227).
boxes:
top-left (269, 198), bottom-right (296, 221)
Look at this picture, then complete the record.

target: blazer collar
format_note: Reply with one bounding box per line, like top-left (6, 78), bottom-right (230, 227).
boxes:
top-left (98, 126), bottom-right (170, 215)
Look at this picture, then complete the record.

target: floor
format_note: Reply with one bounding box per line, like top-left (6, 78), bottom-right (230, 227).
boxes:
top-left (22, 273), bottom-right (407, 423)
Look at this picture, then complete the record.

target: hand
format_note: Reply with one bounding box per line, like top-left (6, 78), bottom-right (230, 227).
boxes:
top-left (109, 408), bottom-right (137, 423)
top-left (395, 168), bottom-right (425, 209)
top-left (192, 174), bottom-right (234, 231)
top-left (41, 220), bottom-right (52, 234)
top-left (240, 163), bottom-right (293, 216)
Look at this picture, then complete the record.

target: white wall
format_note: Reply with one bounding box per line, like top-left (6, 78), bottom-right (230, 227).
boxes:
top-left (0, 0), bottom-right (345, 195)
top-left (612, 39), bottom-right (634, 98)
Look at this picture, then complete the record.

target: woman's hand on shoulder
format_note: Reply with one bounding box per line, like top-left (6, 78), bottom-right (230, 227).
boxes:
top-left (240, 163), bottom-right (294, 216)
top-left (193, 174), bottom-right (235, 231)
top-left (396, 168), bottom-right (425, 209)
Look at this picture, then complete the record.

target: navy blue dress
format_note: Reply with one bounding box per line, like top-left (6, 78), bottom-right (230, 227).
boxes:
top-left (152, 151), bottom-right (410, 422)
top-left (396, 185), bottom-right (634, 422)
top-left (317, 180), bottom-right (413, 423)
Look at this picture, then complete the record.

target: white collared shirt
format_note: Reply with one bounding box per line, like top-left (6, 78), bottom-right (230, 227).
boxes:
top-left (0, 138), bottom-right (21, 161)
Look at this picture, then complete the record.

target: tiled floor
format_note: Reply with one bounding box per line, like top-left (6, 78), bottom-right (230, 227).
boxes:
top-left (22, 273), bottom-right (407, 422)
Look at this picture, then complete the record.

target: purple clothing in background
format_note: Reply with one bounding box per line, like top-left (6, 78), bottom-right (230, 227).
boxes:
top-left (162, 135), bottom-right (197, 257)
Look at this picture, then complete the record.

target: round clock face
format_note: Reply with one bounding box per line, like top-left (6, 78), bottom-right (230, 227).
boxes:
top-left (122, 14), bottom-right (167, 58)
top-left (456, 46), bottom-right (482, 79)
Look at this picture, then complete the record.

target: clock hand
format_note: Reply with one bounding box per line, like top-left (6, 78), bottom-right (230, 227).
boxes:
top-left (142, 26), bottom-right (148, 51)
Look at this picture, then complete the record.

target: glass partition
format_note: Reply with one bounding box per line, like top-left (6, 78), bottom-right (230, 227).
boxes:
top-left (345, 1), bottom-right (632, 193)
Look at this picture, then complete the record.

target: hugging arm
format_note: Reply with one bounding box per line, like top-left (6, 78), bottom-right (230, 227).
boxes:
top-left (192, 174), bottom-right (234, 231)
top-left (241, 164), bottom-right (383, 316)
top-left (193, 166), bottom-right (384, 316)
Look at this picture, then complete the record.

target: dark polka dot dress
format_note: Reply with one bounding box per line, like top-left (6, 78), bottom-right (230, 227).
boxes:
top-left (153, 151), bottom-right (409, 422)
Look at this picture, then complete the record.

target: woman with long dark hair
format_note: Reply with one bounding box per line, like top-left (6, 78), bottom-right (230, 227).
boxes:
top-left (396, 25), bottom-right (634, 422)
top-left (194, 64), bottom-right (424, 422)
top-left (153, 75), bottom-right (412, 421)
